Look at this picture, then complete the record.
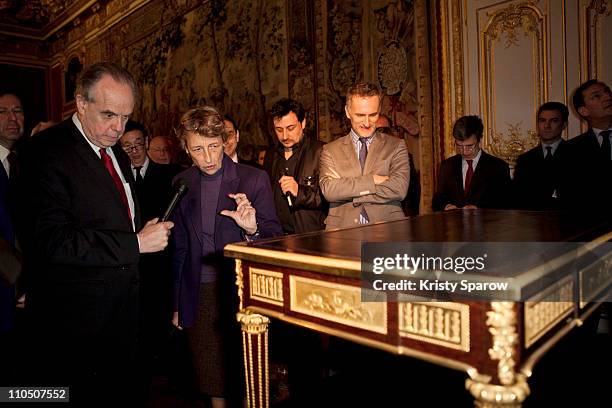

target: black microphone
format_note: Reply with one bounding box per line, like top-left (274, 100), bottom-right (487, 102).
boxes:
top-left (283, 167), bottom-right (293, 208)
top-left (160, 178), bottom-right (189, 222)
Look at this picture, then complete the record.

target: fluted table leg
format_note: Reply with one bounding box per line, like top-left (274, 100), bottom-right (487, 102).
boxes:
top-left (237, 312), bottom-right (270, 408)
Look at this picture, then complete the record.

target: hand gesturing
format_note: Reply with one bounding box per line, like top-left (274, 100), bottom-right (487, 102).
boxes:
top-left (220, 193), bottom-right (258, 234)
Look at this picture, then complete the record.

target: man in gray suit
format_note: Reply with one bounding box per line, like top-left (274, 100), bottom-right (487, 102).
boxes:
top-left (319, 82), bottom-right (409, 229)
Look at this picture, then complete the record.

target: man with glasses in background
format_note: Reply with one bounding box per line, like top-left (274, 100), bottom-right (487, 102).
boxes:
top-left (432, 115), bottom-right (511, 211)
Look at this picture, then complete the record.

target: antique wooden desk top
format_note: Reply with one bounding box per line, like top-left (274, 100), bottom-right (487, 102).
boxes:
top-left (225, 210), bottom-right (612, 407)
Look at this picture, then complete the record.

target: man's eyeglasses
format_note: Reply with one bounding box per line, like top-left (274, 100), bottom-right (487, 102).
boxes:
top-left (454, 142), bottom-right (478, 152)
top-left (122, 143), bottom-right (145, 152)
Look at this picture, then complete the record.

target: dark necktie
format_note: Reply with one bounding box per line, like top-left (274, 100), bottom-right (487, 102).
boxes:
top-left (7, 152), bottom-right (18, 183)
top-left (464, 159), bottom-right (474, 195)
top-left (544, 146), bottom-right (553, 161)
top-left (100, 148), bottom-right (131, 220)
top-left (359, 137), bottom-right (368, 172)
top-left (358, 137), bottom-right (370, 223)
top-left (134, 166), bottom-right (143, 184)
top-left (601, 130), bottom-right (611, 161)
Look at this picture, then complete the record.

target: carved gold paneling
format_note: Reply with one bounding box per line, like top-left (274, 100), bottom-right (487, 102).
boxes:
top-left (451, 0), bottom-right (465, 120)
top-left (480, 1), bottom-right (547, 166)
top-left (398, 301), bottom-right (470, 352)
top-left (489, 122), bottom-right (539, 166)
top-left (524, 276), bottom-right (574, 348)
top-left (582, 0), bottom-right (612, 81)
top-left (289, 276), bottom-right (387, 335)
top-left (249, 268), bottom-right (284, 306)
top-left (579, 250), bottom-right (612, 308)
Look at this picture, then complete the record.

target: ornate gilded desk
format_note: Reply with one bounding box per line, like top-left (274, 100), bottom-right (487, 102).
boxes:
top-left (224, 210), bottom-right (612, 407)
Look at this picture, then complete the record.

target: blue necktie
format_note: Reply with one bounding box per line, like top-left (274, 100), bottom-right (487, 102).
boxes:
top-left (359, 138), bottom-right (370, 224)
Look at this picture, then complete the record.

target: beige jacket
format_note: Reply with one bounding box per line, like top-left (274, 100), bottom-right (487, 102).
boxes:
top-left (319, 132), bottom-right (409, 229)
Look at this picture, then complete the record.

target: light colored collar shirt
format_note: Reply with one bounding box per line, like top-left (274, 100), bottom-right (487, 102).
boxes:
top-left (593, 127), bottom-right (612, 158)
top-left (350, 129), bottom-right (376, 160)
top-left (132, 156), bottom-right (150, 179)
top-left (541, 138), bottom-right (562, 157)
top-left (0, 144), bottom-right (10, 177)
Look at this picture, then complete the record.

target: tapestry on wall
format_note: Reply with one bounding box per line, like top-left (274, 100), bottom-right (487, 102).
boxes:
top-left (123, 0), bottom-right (287, 149)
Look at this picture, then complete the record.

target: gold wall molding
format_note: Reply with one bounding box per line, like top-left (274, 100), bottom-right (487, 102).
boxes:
top-left (583, 0), bottom-right (612, 81)
top-left (451, 0), bottom-right (465, 120)
top-left (480, 1), bottom-right (547, 165)
top-left (398, 301), bottom-right (470, 352)
top-left (486, 1), bottom-right (540, 49)
top-left (249, 268), bottom-right (284, 306)
top-left (289, 276), bottom-right (388, 335)
top-left (414, 0), bottom-right (435, 213)
top-left (489, 121), bottom-right (539, 165)
top-left (524, 276), bottom-right (574, 348)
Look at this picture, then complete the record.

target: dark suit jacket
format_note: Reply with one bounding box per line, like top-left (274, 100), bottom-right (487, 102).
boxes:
top-left (136, 160), bottom-right (179, 222)
top-left (559, 129), bottom-right (612, 211)
top-left (513, 141), bottom-right (566, 210)
top-left (264, 136), bottom-right (327, 233)
top-left (238, 157), bottom-right (263, 169)
top-left (24, 119), bottom-right (141, 341)
top-left (172, 156), bottom-right (282, 328)
top-left (432, 151), bottom-right (511, 211)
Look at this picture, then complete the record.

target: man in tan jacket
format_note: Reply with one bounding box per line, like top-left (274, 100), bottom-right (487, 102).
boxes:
top-left (319, 82), bottom-right (409, 229)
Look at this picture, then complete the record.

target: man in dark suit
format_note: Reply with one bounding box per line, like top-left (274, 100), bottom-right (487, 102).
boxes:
top-left (514, 102), bottom-right (568, 210)
top-left (171, 106), bottom-right (281, 407)
top-left (119, 120), bottom-right (179, 379)
top-left (561, 79), bottom-right (612, 211)
top-left (432, 115), bottom-right (511, 211)
top-left (223, 115), bottom-right (263, 168)
top-left (264, 98), bottom-right (327, 234)
top-left (120, 120), bottom-right (178, 222)
top-left (23, 62), bottom-right (173, 401)
top-left (0, 89), bottom-right (25, 383)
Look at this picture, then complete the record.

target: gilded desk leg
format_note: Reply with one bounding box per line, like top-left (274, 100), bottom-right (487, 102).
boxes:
top-left (237, 312), bottom-right (270, 408)
top-left (466, 375), bottom-right (530, 408)
top-left (465, 302), bottom-right (530, 407)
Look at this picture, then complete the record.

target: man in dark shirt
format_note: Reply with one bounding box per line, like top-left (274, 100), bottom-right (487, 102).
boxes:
top-left (513, 102), bottom-right (568, 210)
top-left (264, 98), bottom-right (326, 234)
